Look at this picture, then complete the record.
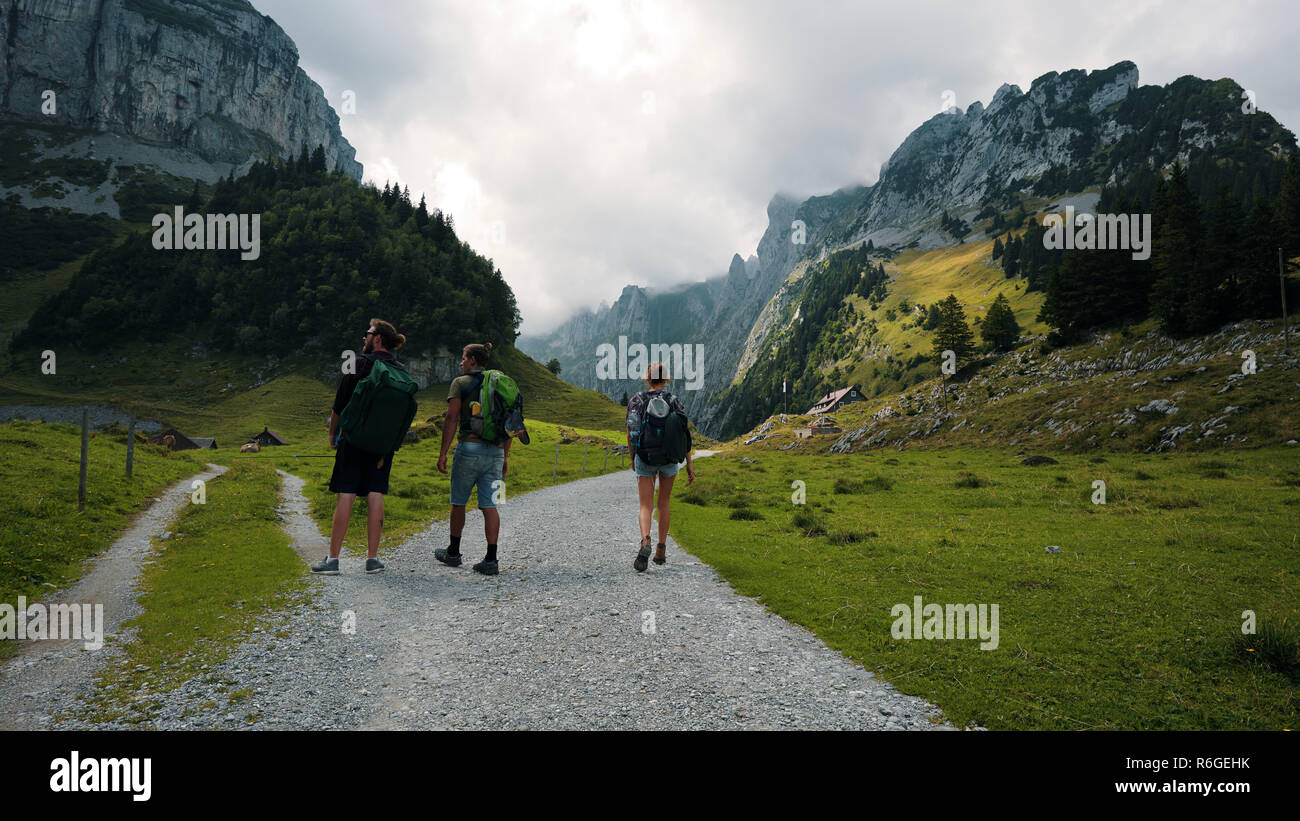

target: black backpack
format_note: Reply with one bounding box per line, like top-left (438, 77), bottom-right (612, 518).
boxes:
top-left (636, 391), bottom-right (691, 466)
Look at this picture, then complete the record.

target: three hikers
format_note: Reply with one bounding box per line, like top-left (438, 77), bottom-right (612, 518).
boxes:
top-left (626, 361), bottom-right (695, 571)
top-left (312, 319), bottom-right (417, 575)
top-left (314, 332), bottom-right (690, 580)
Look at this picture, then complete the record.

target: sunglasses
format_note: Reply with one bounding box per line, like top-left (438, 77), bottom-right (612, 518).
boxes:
top-left (364, 330), bottom-right (377, 337)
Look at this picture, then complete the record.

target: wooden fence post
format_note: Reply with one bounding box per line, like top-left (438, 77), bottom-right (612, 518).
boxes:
top-left (78, 407), bottom-right (89, 511)
top-left (126, 412), bottom-right (135, 477)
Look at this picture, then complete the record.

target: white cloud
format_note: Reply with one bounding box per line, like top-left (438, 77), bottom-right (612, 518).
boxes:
top-left (257, 0), bottom-right (1300, 335)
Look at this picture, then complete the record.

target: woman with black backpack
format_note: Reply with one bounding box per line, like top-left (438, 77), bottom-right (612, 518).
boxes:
top-left (627, 361), bottom-right (695, 572)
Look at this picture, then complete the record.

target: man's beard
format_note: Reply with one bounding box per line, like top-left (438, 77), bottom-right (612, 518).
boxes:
top-left (363, 337), bottom-right (375, 354)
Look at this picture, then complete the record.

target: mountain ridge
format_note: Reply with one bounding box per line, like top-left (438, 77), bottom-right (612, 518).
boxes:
top-left (521, 60), bottom-right (1296, 437)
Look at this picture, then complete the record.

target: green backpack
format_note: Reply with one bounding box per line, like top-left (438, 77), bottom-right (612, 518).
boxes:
top-left (340, 358), bottom-right (419, 454)
top-left (463, 369), bottom-right (530, 445)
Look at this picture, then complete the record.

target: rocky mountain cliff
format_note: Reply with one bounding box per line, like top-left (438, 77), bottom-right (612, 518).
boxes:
top-left (0, 0), bottom-right (361, 214)
top-left (523, 61), bottom-right (1295, 437)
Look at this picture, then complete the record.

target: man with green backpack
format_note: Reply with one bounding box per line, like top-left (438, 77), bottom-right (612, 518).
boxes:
top-left (435, 341), bottom-right (529, 576)
top-left (312, 319), bottom-right (418, 576)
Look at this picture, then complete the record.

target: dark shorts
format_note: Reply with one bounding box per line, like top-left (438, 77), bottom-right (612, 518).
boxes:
top-left (329, 439), bottom-right (394, 495)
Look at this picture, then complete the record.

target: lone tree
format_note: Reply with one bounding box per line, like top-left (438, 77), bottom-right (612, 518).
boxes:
top-left (980, 292), bottom-right (1021, 351)
top-left (620, 392), bottom-right (629, 406)
top-left (931, 294), bottom-right (977, 370)
top-left (545, 358), bottom-right (562, 376)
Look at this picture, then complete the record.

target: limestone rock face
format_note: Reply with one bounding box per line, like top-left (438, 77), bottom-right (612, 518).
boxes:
top-left (0, 0), bottom-right (361, 179)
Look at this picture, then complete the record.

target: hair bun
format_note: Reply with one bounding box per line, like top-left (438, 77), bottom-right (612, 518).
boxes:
top-left (485, 342), bottom-right (494, 351)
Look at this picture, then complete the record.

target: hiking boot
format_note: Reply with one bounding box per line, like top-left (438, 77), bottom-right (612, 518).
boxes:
top-left (634, 542), bottom-right (652, 572)
top-left (434, 548), bottom-right (462, 567)
top-left (311, 557), bottom-right (340, 575)
top-left (365, 557), bottom-right (385, 574)
top-left (653, 543), bottom-right (667, 565)
top-left (473, 558), bottom-right (499, 576)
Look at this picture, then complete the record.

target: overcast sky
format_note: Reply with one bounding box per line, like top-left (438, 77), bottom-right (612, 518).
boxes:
top-left (253, 0), bottom-right (1299, 335)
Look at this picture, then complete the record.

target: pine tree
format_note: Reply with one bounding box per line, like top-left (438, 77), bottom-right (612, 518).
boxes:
top-left (1276, 155), bottom-right (1300, 261)
top-left (923, 303), bottom-right (941, 331)
top-left (620, 392), bottom-right (629, 407)
top-left (1150, 163), bottom-right (1201, 336)
top-left (981, 292), bottom-right (1021, 351)
top-left (992, 236), bottom-right (1004, 260)
top-left (184, 180), bottom-right (203, 213)
top-left (546, 358), bottom-right (562, 375)
top-left (309, 144), bottom-right (327, 174)
top-left (416, 194), bottom-right (430, 229)
top-left (931, 294), bottom-right (976, 369)
top-left (1241, 199), bottom-right (1280, 317)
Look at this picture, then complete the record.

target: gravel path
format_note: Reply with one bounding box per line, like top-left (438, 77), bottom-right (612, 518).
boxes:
top-left (51, 464), bottom-right (952, 731)
top-left (0, 465), bottom-right (227, 729)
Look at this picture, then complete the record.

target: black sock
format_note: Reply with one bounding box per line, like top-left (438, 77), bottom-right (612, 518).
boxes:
top-left (486, 543), bottom-right (498, 562)
top-left (448, 535), bottom-right (461, 556)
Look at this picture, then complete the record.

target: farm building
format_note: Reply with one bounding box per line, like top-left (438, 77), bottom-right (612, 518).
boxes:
top-left (252, 427), bottom-right (289, 446)
top-left (806, 385), bottom-right (863, 416)
top-left (149, 429), bottom-right (217, 450)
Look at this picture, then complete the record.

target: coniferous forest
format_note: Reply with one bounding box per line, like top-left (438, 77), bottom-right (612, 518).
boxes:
top-left (15, 147), bottom-right (521, 358)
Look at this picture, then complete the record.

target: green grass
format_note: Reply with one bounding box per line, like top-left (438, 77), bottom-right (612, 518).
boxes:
top-left (0, 337), bottom-right (633, 583)
top-left (0, 420), bottom-right (206, 662)
top-left (278, 417), bottom-right (630, 552)
top-left (671, 446), bottom-right (1299, 729)
top-left (70, 460), bottom-right (303, 724)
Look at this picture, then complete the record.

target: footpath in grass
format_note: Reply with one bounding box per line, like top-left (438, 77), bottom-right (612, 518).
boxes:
top-left (0, 420), bottom-right (204, 660)
top-left (670, 445), bottom-right (1299, 730)
top-left (72, 460), bottom-right (303, 725)
top-left (251, 419), bottom-right (632, 556)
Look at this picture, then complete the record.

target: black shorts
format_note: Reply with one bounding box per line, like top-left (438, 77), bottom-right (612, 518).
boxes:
top-left (328, 439), bottom-right (394, 495)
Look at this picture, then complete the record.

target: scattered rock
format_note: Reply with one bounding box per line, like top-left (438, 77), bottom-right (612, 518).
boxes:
top-left (1021, 455), bottom-right (1059, 466)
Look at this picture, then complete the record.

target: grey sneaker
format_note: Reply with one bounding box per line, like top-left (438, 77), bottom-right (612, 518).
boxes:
top-left (311, 557), bottom-right (340, 575)
top-left (365, 557), bottom-right (385, 574)
top-left (473, 558), bottom-right (499, 576)
top-left (434, 548), bottom-right (462, 567)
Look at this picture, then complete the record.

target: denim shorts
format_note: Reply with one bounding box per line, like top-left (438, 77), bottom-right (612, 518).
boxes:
top-left (633, 454), bottom-right (680, 478)
top-left (450, 439), bottom-right (505, 508)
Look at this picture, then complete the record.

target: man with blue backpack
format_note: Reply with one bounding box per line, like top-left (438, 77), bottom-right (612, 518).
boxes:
top-left (312, 319), bottom-right (418, 576)
top-left (435, 341), bottom-right (529, 576)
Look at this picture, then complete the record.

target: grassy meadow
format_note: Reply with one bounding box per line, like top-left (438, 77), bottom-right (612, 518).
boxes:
top-left (671, 445), bottom-right (1299, 730)
top-left (0, 420), bottom-right (208, 661)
